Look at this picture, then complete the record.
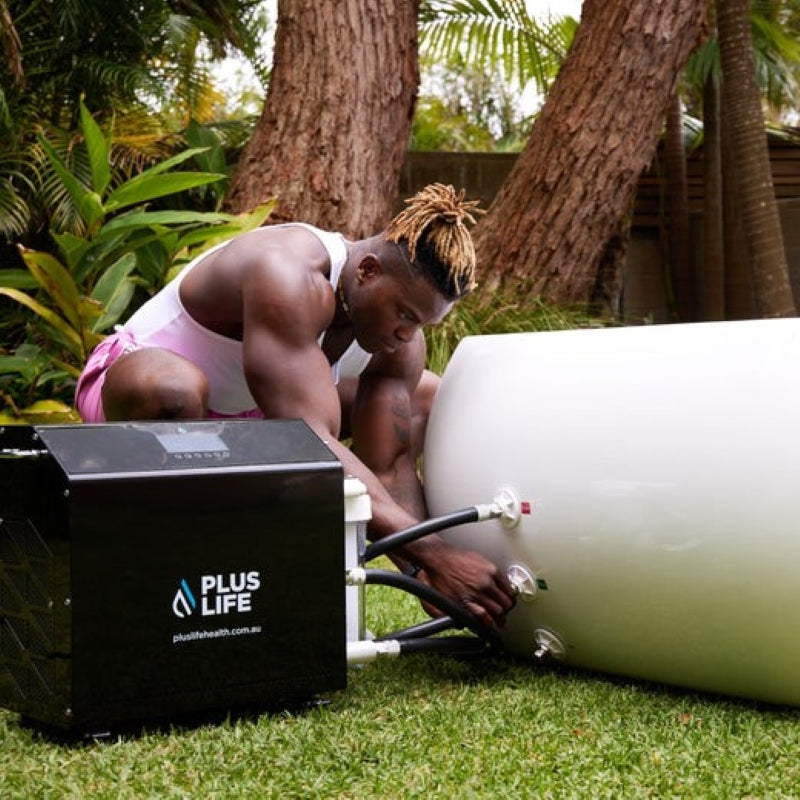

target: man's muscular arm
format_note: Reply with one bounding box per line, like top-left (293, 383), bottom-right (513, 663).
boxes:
top-left (349, 335), bottom-right (427, 520)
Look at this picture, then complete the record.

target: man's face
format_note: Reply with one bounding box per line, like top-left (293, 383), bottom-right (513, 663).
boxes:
top-left (350, 257), bottom-right (453, 355)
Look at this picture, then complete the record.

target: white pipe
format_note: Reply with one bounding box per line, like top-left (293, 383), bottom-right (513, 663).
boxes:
top-left (347, 639), bottom-right (402, 665)
top-left (344, 477), bottom-right (371, 643)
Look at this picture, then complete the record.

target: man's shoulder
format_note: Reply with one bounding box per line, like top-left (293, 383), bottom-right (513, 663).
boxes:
top-left (215, 224), bottom-right (334, 275)
top-left (228, 227), bottom-right (337, 331)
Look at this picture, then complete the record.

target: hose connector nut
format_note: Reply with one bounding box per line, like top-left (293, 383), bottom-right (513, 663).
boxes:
top-left (533, 628), bottom-right (566, 661)
top-left (493, 487), bottom-right (522, 529)
top-left (507, 564), bottom-right (538, 601)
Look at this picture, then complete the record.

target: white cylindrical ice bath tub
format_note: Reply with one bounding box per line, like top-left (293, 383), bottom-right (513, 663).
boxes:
top-left (423, 319), bottom-right (800, 706)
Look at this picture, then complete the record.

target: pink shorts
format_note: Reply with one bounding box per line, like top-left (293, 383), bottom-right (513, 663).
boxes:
top-left (75, 331), bottom-right (264, 422)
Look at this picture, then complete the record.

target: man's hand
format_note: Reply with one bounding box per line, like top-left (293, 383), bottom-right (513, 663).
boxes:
top-left (413, 543), bottom-right (516, 631)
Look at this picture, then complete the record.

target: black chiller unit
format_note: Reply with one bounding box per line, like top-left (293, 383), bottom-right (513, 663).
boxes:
top-left (0, 419), bottom-right (346, 734)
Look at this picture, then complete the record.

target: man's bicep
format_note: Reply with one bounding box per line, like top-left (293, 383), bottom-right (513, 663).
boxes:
top-left (243, 323), bottom-right (342, 435)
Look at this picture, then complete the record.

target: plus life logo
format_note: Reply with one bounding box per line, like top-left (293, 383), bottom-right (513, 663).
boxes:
top-left (172, 571), bottom-right (261, 618)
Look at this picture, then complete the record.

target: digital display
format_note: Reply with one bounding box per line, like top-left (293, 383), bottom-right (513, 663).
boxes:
top-left (156, 432), bottom-right (229, 455)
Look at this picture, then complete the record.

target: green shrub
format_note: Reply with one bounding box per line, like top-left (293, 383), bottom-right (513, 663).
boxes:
top-left (426, 291), bottom-right (606, 374)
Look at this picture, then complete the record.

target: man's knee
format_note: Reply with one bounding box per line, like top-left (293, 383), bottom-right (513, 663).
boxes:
top-left (411, 369), bottom-right (440, 458)
top-left (413, 369), bottom-right (440, 421)
top-left (102, 349), bottom-right (209, 421)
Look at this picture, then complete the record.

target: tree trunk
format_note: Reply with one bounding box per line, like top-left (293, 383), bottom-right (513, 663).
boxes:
top-left (665, 92), bottom-right (693, 321)
top-left (722, 118), bottom-right (756, 319)
top-left (589, 208), bottom-right (629, 318)
top-left (717, 0), bottom-right (795, 318)
top-left (701, 71), bottom-right (725, 320)
top-left (224, 0), bottom-right (419, 238)
top-left (472, 0), bottom-right (706, 306)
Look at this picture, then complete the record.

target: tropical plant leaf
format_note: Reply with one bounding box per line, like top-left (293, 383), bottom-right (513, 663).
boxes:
top-left (91, 252), bottom-right (137, 332)
top-left (174, 225), bottom-right (243, 250)
top-left (96, 209), bottom-right (237, 238)
top-left (185, 120), bottom-right (227, 175)
top-left (77, 295), bottom-right (105, 327)
top-left (0, 287), bottom-right (83, 353)
top-left (103, 171), bottom-right (227, 212)
top-left (52, 231), bottom-right (92, 271)
top-left (71, 228), bottom-right (133, 285)
top-left (37, 134), bottom-right (105, 231)
top-left (0, 269), bottom-right (38, 289)
top-left (128, 236), bottom-right (175, 290)
top-left (17, 246), bottom-right (84, 331)
top-left (0, 350), bottom-right (42, 380)
top-left (3, 399), bottom-right (82, 425)
top-left (121, 146), bottom-right (213, 178)
top-left (173, 199), bottom-right (276, 251)
top-left (93, 283), bottom-right (135, 334)
top-left (184, 120), bottom-right (229, 210)
top-left (80, 98), bottom-right (112, 196)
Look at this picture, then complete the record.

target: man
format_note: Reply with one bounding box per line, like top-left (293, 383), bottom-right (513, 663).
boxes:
top-left (76, 183), bottom-right (515, 630)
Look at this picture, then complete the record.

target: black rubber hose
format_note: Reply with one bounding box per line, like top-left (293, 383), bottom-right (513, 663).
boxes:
top-left (376, 616), bottom-right (456, 642)
top-left (396, 637), bottom-right (490, 657)
top-left (365, 568), bottom-right (500, 646)
top-left (363, 507), bottom-right (480, 562)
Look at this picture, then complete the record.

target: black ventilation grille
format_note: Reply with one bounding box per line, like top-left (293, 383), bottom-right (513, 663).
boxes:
top-left (0, 516), bottom-right (56, 701)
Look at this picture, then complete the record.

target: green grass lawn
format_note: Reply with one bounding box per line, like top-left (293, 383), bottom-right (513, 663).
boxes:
top-left (2, 575), bottom-right (799, 799)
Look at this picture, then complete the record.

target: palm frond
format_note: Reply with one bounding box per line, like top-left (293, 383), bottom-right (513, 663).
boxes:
top-left (683, 5), bottom-right (799, 120)
top-left (0, 175), bottom-right (31, 239)
top-left (420, 0), bottom-right (576, 96)
top-left (79, 56), bottom-right (162, 104)
top-left (28, 129), bottom-right (93, 235)
top-left (683, 36), bottom-right (720, 96)
top-left (751, 10), bottom-right (800, 113)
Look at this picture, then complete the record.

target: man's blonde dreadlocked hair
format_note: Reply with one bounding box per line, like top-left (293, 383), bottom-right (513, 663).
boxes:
top-left (385, 183), bottom-right (484, 300)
